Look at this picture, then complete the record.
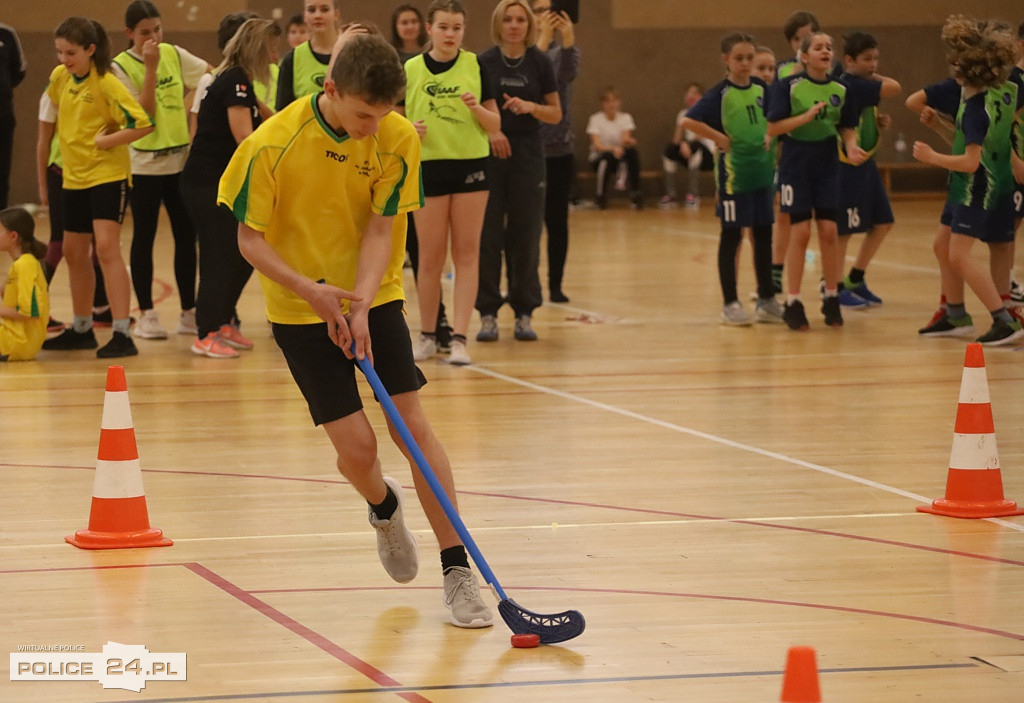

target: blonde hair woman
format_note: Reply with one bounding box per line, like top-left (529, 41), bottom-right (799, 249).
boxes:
top-left (182, 19), bottom-right (280, 358)
top-left (475, 0), bottom-right (561, 343)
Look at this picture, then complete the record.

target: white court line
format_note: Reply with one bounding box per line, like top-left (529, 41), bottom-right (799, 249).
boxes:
top-left (0, 513), bottom-right (919, 550)
top-left (467, 365), bottom-right (1024, 534)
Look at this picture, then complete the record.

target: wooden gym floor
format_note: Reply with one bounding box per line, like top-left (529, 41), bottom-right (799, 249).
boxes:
top-left (2, 198), bottom-right (1023, 702)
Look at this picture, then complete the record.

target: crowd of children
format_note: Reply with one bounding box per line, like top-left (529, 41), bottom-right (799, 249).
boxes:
top-left (4, 5), bottom-right (1024, 368)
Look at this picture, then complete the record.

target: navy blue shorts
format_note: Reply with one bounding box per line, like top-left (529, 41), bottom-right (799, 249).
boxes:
top-left (271, 300), bottom-right (427, 426)
top-left (777, 139), bottom-right (840, 221)
top-left (837, 160), bottom-right (894, 236)
top-left (949, 197), bottom-right (1016, 244)
top-left (716, 187), bottom-right (775, 228)
top-left (62, 180), bottom-right (130, 233)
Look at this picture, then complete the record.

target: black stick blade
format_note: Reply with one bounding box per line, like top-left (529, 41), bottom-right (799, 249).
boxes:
top-left (498, 598), bottom-right (586, 644)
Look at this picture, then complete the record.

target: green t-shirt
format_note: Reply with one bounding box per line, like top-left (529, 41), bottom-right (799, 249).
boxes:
top-left (767, 72), bottom-right (856, 143)
top-left (685, 78), bottom-right (774, 194)
top-left (950, 82), bottom-right (1020, 210)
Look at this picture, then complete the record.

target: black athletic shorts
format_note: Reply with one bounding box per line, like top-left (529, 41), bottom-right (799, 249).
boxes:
top-left (62, 180), bottom-right (130, 233)
top-left (421, 158), bottom-right (488, 197)
top-left (271, 300), bottom-right (427, 425)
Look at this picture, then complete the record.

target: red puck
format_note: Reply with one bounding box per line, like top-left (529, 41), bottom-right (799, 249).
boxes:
top-left (510, 633), bottom-right (541, 648)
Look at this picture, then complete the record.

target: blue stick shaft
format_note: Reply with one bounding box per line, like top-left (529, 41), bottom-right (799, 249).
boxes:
top-left (355, 355), bottom-right (508, 601)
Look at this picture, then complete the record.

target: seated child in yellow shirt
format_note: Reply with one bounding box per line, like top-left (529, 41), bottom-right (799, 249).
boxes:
top-left (1, 207), bottom-right (50, 361)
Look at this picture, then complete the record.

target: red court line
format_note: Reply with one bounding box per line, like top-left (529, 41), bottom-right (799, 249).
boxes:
top-left (1, 561), bottom-right (432, 703)
top-left (248, 584), bottom-right (1024, 643)
top-left (182, 563), bottom-right (432, 703)
top-left (3, 461), bottom-right (1022, 568)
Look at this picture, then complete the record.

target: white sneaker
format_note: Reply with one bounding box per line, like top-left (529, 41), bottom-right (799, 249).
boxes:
top-left (177, 308), bottom-right (197, 335)
top-left (446, 339), bottom-right (471, 365)
top-left (134, 309), bottom-right (168, 339)
top-left (443, 566), bottom-right (494, 628)
top-left (368, 476), bottom-right (419, 583)
top-left (721, 301), bottom-right (753, 326)
top-left (412, 334), bottom-right (436, 362)
top-left (755, 297), bottom-right (785, 324)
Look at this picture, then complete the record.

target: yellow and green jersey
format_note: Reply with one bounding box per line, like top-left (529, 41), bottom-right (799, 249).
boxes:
top-left (46, 64), bottom-right (152, 189)
top-left (218, 95), bottom-right (424, 324)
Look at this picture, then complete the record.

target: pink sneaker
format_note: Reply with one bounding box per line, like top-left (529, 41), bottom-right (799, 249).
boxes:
top-left (191, 333), bottom-right (239, 358)
top-left (218, 324), bottom-right (254, 350)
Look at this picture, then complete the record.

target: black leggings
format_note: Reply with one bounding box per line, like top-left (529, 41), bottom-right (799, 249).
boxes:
top-left (181, 174), bottom-right (252, 339)
top-left (129, 172), bottom-right (197, 311)
top-left (0, 111), bottom-right (13, 210)
top-left (718, 225), bottom-right (774, 304)
top-left (544, 153), bottom-right (574, 294)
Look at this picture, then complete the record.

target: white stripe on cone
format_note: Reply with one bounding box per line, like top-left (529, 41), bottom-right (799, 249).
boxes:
top-left (91, 459), bottom-right (146, 499)
top-left (958, 367), bottom-right (990, 404)
top-left (948, 432), bottom-right (1000, 471)
top-left (101, 391), bottom-right (134, 430)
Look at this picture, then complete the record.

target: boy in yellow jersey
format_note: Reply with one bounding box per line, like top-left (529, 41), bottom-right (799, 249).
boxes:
top-left (219, 34), bottom-right (493, 630)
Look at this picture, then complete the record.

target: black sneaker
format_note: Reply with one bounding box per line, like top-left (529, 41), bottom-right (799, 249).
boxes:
top-left (550, 290), bottom-right (570, 303)
top-left (435, 323), bottom-right (453, 354)
top-left (42, 327), bottom-right (99, 350)
top-left (918, 314), bottom-right (974, 337)
top-left (97, 331), bottom-right (139, 358)
top-left (93, 308), bottom-right (135, 327)
top-left (783, 300), bottom-right (809, 331)
top-left (975, 319), bottom-right (1024, 347)
top-left (821, 296), bottom-right (843, 327)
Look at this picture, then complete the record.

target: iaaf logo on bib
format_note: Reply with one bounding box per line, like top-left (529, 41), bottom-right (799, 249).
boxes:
top-left (425, 81), bottom-right (461, 97)
top-left (11, 642), bottom-right (186, 692)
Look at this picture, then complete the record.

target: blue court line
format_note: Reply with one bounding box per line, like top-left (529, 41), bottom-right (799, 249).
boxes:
top-left (104, 662), bottom-right (977, 702)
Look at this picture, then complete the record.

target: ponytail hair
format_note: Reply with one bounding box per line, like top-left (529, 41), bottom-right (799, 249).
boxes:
top-left (54, 17), bottom-right (113, 75)
top-left (0, 208), bottom-right (46, 261)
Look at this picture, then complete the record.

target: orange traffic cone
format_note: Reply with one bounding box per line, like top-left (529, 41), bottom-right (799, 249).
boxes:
top-left (780, 646), bottom-right (821, 702)
top-left (65, 366), bottom-right (173, 549)
top-left (917, 343), bottom-right (1024, 519)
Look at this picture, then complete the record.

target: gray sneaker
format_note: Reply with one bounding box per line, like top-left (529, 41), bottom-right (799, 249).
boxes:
top-left (443, 566), bottom-right (494, 628)
top-left (368, 477), bottom-right (419, 583)
top-left (755, 297), bottom-right (785, 324)
top-left (720, 301), bottom-right (753, 326)
top-left (476, 315), bottom-right (498, 342)
top-left (514, 314), bottom-right (538, 341)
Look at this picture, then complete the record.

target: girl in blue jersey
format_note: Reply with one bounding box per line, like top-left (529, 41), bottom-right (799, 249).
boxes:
top-left (912, 16), bottom-right (1024, 346)
top-left (681, 32), bottom-right (781, 326)
top-left (767, 32), bottom-right (865, 331)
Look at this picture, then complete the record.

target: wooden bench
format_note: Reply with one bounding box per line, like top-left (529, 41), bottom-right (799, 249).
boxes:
top-left (875, 161), bottom-right (947, 200)
top-left (574, 163), bottom-right (948, 201)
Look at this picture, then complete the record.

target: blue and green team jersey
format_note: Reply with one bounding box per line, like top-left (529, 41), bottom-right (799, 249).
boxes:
top-left (949, 78), bottom-right (1023, 210)
top-left (686, 77), bottom-right (774, 194)
top-left (776, 58), bottom-right (801, 81)
top-left (1012, 67), bottom-right (1024, 163)
top-left (766, 72), bottom-right (857, 143)
top-left (838, 73), bottom-right (883, 163)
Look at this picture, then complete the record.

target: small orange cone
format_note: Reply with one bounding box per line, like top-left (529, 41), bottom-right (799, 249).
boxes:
top-left (780, 646), bottom-right (821, 703)
top-left (917, 344), bottom-right (1024, 519)
top-left (66, 366), bottom-right (173, 549)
